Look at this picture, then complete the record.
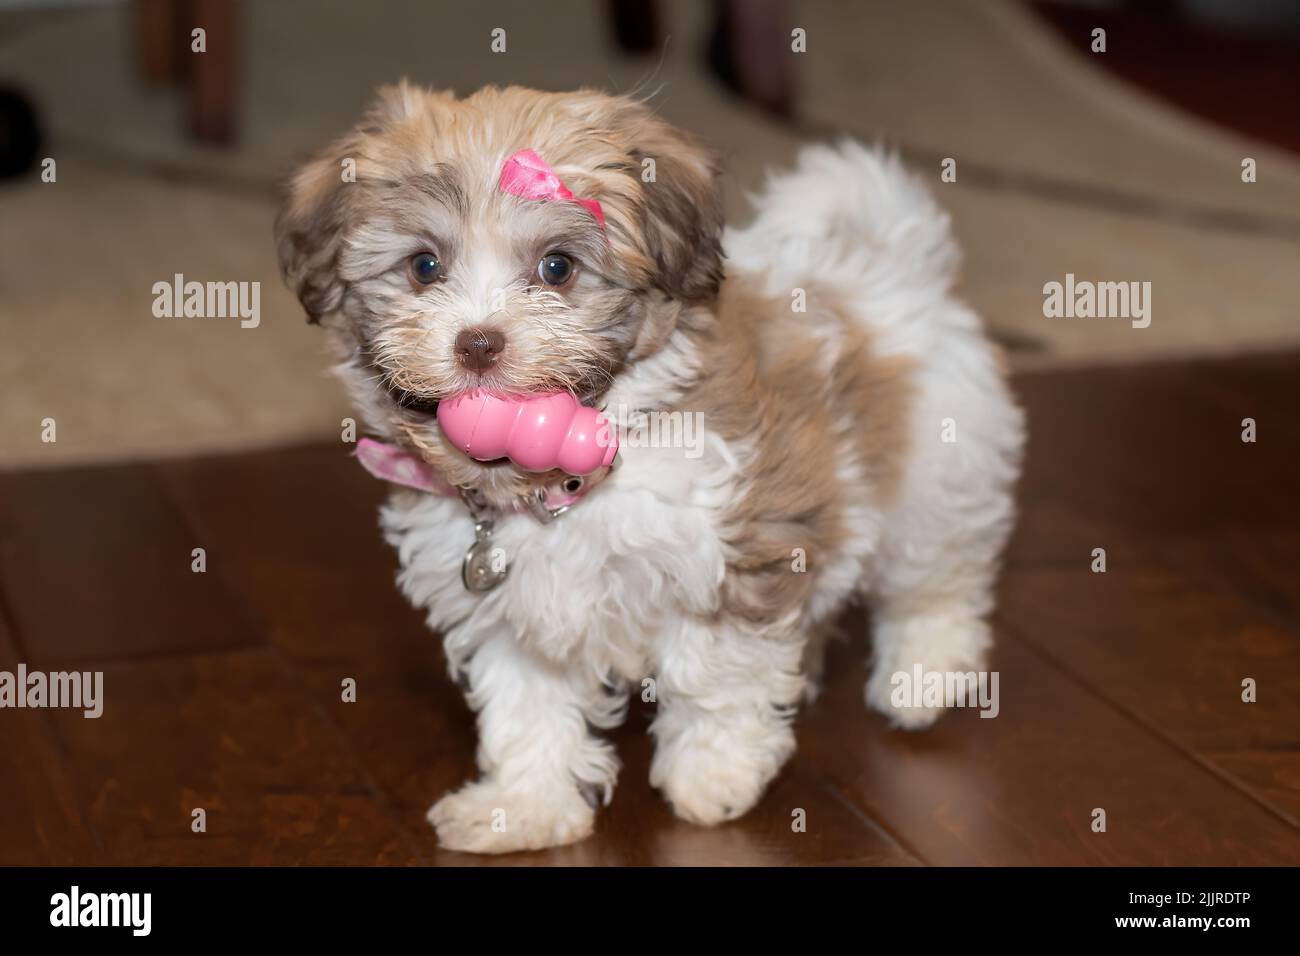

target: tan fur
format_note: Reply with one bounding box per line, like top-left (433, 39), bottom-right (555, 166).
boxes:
top-left (680, 278), bottom-right (915, 627)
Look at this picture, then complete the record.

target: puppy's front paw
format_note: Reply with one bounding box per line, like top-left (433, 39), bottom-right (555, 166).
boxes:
top-left (651, 727), bottom-right (792, 826)
top-left (427, 780), bottom-right (594, 854)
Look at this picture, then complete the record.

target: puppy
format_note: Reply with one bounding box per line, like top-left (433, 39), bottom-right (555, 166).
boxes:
top-left (275, 82), bottom-right (1024, 854)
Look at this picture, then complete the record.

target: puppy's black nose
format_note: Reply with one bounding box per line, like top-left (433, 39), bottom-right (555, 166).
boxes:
top-left (455, 327), bottom-right (506, 373)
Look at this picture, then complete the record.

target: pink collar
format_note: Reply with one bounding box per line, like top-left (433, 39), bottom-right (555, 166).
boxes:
top-left (355, 438), bottom-right (607, 522)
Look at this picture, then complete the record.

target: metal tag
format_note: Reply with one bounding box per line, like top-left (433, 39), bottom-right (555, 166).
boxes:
top-left (462, 520), bottom-right (508, 592)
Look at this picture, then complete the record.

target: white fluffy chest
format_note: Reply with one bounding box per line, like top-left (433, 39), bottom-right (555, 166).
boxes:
top-left (381, 440), bottom-right (738, 678)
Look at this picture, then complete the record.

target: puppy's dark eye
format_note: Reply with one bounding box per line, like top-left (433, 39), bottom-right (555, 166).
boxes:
top-left (537, 253), bottom-right (574, 287)
top-left (409, 252), bottom-right (442, 285)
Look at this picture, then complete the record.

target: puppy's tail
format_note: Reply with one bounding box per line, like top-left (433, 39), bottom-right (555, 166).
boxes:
top-left (725, 141), bottom-right (959, 298)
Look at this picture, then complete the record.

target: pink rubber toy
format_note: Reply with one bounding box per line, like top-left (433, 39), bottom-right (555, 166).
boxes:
top-left (436, 391), bottom-right (618, 476)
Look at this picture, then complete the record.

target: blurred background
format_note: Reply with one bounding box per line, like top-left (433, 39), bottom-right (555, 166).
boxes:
top-left (1, 0), bottom-right (1298, 468)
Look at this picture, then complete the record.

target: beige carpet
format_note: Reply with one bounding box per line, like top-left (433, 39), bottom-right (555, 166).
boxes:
top-left (2, 0), bottom-right (1298, 466)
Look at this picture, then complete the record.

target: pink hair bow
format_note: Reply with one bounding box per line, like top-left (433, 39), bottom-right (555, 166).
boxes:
top-left (499, 149), bottom-right (606, 229)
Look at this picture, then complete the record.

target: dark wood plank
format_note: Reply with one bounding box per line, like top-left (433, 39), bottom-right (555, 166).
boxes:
top-left (1194, 353), bottom-right (1300, 446)
top-left (1003, 356), bottom-right (1300, 824)
top-left (1000, 559), bottom-right (1300, 823)
top-left (0, 458), bottom-right (428, 864)
top-left (0, 464), bottom-right (260, 664)
top-left (1154, 526), bottom-right (1300, 645)
top-left (1004, 495), bottom-right (1142, 571)
top-left (158, 446), bottom-right (464, 833)
top-left (45, 647), bottom-right (428, 865)
top-left (801, 613), bottom-right (1300, 865)
top-left (1012, 359), bottom-right (1300, 550)
top-left (0, 611), bottom-right (103, 865)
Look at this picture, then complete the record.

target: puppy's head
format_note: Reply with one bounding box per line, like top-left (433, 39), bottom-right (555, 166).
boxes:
top-left (275, 82), bottom-right (722, 498)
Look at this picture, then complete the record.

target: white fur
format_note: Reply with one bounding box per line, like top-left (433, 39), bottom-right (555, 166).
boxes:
top-left (382, 143), bottom-right (1023, 852)
top-left (728, 143), bottom-right (1023, 726)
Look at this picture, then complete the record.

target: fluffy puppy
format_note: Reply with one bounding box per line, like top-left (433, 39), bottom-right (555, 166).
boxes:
top-left (275, 82), bottom-right (1024, 854)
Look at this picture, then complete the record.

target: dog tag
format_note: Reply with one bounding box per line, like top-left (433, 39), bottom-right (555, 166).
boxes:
top-left (462, 520), bottom-right (508, 592)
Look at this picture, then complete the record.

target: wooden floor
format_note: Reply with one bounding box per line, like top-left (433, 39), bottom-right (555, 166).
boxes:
top-left (1, 353), bottom-right (1297, 866)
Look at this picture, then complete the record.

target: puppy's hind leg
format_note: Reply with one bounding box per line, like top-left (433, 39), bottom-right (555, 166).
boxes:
top-left (429, 633), bottom-right (625, 854)
top-left (865, 596), bottom-right (994, 730)
top-left (864, 475), bottom-right (1016, 730)
top-left (863, 309), bottom-right (1023, 729)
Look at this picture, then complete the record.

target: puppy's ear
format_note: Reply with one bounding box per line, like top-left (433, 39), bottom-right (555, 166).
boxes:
top-left (274, 144), bottom-right (351, 323)
top-left (605, 101), bottom-right (725, 303)
top-left (274, 81), bottom-right (429, 322)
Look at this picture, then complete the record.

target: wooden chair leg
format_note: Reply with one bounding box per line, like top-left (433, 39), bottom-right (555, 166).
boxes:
top-left (189, 0), bottom-right (238, 144)
top-left (608, 0), bottom-right (660, 54)
top-left (135, 0), bottom-right (183, 86)
top-left (724, 0), bottom-right (795, 116)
